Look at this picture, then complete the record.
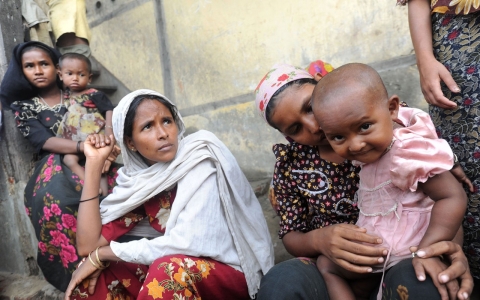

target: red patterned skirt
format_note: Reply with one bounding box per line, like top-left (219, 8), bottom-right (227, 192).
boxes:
top-left (71, 255), bottom-right (250, 300)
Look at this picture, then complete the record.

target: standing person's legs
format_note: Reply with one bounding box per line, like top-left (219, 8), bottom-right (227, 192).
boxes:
top-left (257, 257), bottom-right (330, 300)
top-left (48, 0), bottom-right (92, 56)
top-left (430, 12), bottom-right (480, 284)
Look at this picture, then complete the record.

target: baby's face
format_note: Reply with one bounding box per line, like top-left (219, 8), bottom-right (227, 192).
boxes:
top-left (313, 89), bottom-right (397, 164)
top-left (58, 58), bottom-right (91, 92)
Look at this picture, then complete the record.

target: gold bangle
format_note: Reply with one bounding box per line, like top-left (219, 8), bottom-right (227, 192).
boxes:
top-left (95, 246), bottom-right (110, 269)
top-left (88, 251), bottom-right (102, 270)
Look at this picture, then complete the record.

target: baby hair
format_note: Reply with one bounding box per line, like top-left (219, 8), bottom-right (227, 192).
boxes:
top-left (59, 53), bottom-right (92, 74)
top-left (312, 63), bottom-right (388, 110)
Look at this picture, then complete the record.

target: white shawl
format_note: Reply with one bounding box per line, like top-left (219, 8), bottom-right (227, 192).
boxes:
top-left (100, 89), bottom-right (273, 297)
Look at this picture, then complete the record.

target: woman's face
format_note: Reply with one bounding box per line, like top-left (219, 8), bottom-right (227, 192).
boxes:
top-left (269, 83), bottom-right (327, 146)
top-left (126, 99), bottom-right (179, 165)
top-left (21, 49), bottom-right (58, 90)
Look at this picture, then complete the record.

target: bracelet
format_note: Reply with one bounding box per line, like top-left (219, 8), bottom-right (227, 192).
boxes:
top-left (79, 194), bottom-right (101, 203)
top-left (105, 126), bottom-right (113, 129)
top-left (88, 252), bottom-right (102, 270)
top-left (76, 141), bottom-right (81, 154)
top-left (95, 246), bottom-right (110, 269)
top-left (453, 153), bottom-right (459, 166)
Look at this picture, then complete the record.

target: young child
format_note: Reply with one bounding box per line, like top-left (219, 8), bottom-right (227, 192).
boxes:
top-left (311, 63), bottom-right (468, 300)
top-left (56, 53), bottom-right (114, 195)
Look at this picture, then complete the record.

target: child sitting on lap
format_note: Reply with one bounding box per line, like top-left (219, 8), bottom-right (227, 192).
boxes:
top-left (56, 53), bottom-right (114, 195)
top-left (311, 63), bottom-right (467, 300)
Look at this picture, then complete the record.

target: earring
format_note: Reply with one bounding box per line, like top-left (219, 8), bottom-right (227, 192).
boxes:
top-left (131, 148), bottom-right (135, 151)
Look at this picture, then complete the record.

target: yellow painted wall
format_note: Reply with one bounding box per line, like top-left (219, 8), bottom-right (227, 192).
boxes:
top-left (163, 0), bottom-right (411, 108)
top-left (89, 0), bottom-right (411, 108)
top-left (87, 0), bottom-right (416, 177)
top-left (90, 1), bottom-right (165, 94)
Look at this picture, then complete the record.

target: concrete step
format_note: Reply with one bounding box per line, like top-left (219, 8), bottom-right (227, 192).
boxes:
top-left (88, 84), bottom-right (118, 93)
top-left (0, 272), bottom-right (63, 300)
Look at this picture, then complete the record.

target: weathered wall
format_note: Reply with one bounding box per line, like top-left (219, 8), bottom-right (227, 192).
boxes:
top-left (0, 0), bottom-right (39, 276)
top-left (86, 0), bottom-right (422, 180)
top-left (0, 0), bottom-right (427, 294)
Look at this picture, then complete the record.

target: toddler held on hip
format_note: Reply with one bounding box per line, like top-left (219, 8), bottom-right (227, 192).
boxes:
top-left (311, 63), bottom-right (467, 300)
top-left (56, 53), bottom-right (115, 196)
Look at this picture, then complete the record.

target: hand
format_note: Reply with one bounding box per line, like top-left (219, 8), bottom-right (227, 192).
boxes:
top-left (64, 258), bottom-right (103, 299)
top-left (451, 165), bottom-right (474, 192)
top-left (102, 160), bottom-right (112, 173)
top-left (412, 256), bottom-right (456, 300)
top-left (417, 56), bottom-right (459, 109)
top-left (317, 224), bottom-right (388, 273)
top-left (411, 242), bottom-right (473, 300)
top-left (83, 134), bottom-right (115, 163)
top-left (106, 144), bottom-right (121, 163)
top-left (103, 145), bottom-right (121, 173)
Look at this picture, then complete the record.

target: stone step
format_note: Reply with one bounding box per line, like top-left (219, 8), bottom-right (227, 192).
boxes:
top-left (0, 272), bottom-right (63, 300)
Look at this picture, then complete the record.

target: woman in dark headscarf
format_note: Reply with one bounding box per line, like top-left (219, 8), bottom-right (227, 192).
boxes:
top-left (0, 41), bottom-right (120, 291)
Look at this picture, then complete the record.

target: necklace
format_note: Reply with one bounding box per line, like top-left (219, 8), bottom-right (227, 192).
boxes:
top-left (39, 91), bottom-right (64, 113)
top-left (382, 138), bottom-right (396, 156)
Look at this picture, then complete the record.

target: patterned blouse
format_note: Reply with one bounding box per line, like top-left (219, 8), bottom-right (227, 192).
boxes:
top-left (397, 0), bottom-right (480, 15)
top-left (270, 142), bottom-right (360, 238)
top-left (101, 186), bottom-right (177, 242)
top-left (11, 97), bottom-right (67, 154)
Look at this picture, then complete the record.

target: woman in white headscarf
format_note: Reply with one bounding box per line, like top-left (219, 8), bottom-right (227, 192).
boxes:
top-left (64, 89), bottom-right (273, 300)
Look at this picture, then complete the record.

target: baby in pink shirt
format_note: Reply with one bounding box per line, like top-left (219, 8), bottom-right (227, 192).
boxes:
top-left (311, 63), bottom-right (468, 300)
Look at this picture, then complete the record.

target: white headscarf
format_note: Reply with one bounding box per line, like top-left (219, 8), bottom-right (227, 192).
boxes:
top-left (100, 89), bottom-right (273, 297)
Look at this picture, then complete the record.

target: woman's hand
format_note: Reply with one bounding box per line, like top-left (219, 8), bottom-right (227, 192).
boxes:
top-left (450, 165), bottom-right (474, 192)
top-left (412, 256), bottom-right (454, 300)
top-left (417, 55), bottom-right (459, 109)
top-left (83, 134), bottom-right (115, 163)
top-left (411, 241), bottom-right (473, 300)
top-left (315, 224), bottom-right (388, 273)
top-left (64, 258), bottom-right (103, 299)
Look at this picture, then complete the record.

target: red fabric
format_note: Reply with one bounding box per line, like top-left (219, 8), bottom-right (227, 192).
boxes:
top-left (71, 261), bottom-right (148, 299)
top-left (101, 187), bottom-right (177, 242)
top-left (138, 255), bottom-right (249, 300)
top-left (70, 255), bottom-right (249, 300)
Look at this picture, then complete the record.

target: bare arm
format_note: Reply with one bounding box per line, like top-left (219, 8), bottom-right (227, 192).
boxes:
top-left (408, 0), bottom-right (459, 108)
top-left (102, 110), bottom-right (114, 172)
top-left (283, 224), bottom-right (387, 273)
top-left (418, 171), bottom-right (467, 249)
top-left (104, 110), bottom-right (113, 138)
top-left (42, 137), bottom-right (84, 155)
top-left (75, 134), bottom-right (114, 256)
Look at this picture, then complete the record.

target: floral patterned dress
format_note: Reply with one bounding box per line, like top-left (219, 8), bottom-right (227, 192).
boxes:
top-left (397, 0), bottom-right (480, 278)
top-left (430, 12), bottom-right (480, 278)
top-left (56, 88), bottom-right (113, 142)
top-left (267, 141), bottom-right (446, 299)
top-left (270, 142), bottom-right (360, 238)
top-left (10, 96), bottom-right (120, 291)
top-left (71, 187), bottom-right (250, 300)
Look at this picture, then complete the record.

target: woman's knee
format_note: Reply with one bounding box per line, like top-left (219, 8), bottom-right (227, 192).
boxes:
top-left (382, 259), bottom-right (440, 300)
top-left (257, 258), bottom-right (329, 300)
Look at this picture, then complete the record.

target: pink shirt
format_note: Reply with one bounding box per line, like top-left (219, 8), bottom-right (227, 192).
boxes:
top-left (355, 107), bottom-right (454, 269)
